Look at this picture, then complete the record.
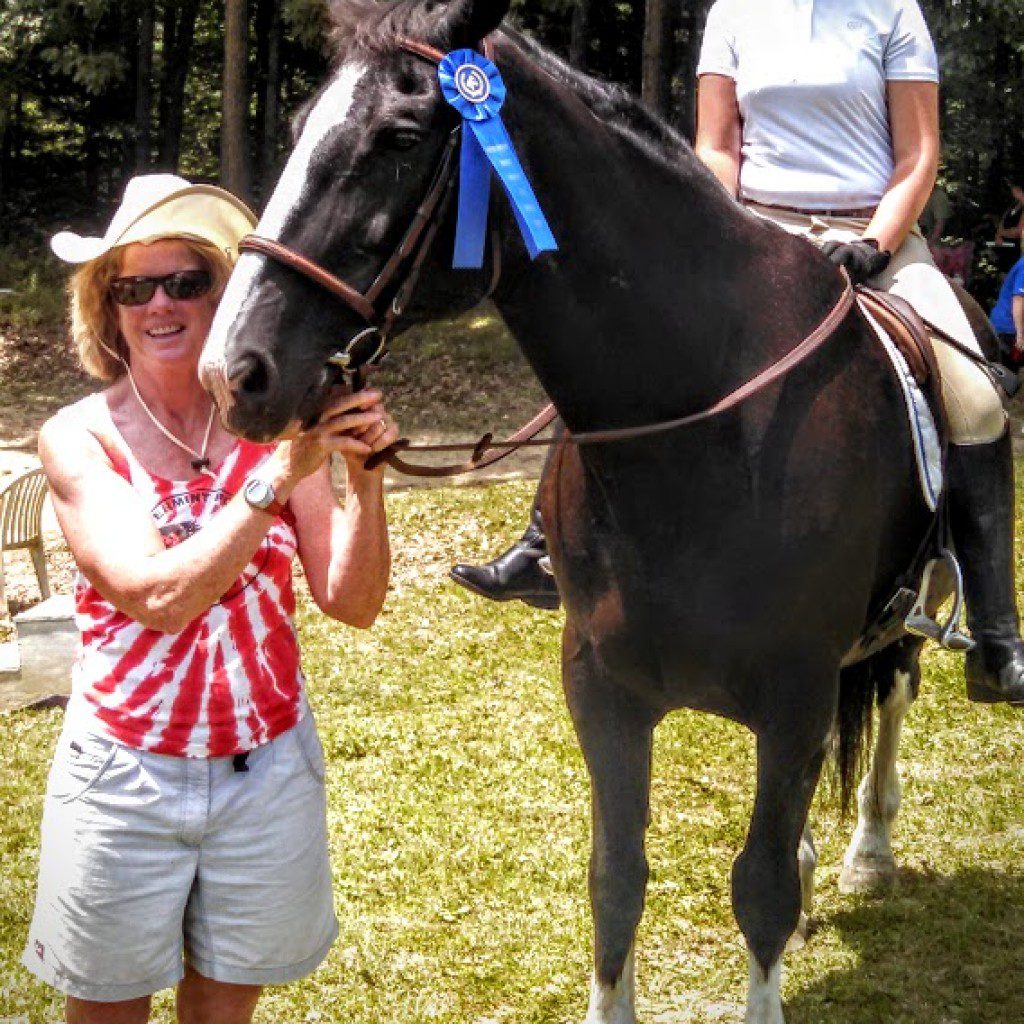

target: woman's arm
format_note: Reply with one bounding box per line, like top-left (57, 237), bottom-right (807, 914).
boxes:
top-left (290, 462), bottom-right (390, 629)
top-left (290, 393), bottom-right (395, 629)
top-left (862, 80), bottom-right (940, 254)
top-left (40, 390), bottom-right (388, 633)
top-left (694, 74), bottom-right (742, 197)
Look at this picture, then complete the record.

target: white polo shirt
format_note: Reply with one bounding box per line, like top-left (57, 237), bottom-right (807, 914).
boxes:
top-left (697, 0), bottom-right (939, 210)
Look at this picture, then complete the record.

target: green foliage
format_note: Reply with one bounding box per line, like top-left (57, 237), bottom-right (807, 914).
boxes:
top-left (0, 242), bottom-right (66, 327)
top-left (922, 0), bottom-right (1024, 229)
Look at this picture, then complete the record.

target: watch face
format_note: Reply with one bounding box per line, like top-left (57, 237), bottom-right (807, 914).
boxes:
top-left (244, 478), bottom-right (274, 509)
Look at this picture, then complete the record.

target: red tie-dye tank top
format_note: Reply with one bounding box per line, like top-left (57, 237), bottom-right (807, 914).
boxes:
top-left (65, 394), bottom-right (307, 758)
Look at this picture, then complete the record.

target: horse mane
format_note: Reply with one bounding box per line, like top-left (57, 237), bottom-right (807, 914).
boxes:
top-left (328, 0), bottom-right (446, 62)
top-left (503, 28), bottom-right (700, 175)
top-left (325, 0), bottom-right (708, 182)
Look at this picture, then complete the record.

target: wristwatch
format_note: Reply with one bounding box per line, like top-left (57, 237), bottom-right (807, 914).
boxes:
top-left (243, 476), bottom-right (286, 518)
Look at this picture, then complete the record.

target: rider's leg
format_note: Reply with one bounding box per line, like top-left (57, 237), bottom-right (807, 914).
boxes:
top-left (450, 424), bottom-right (562, 610)
top-left (946, 433), bottom-right (1024, 703)
top-left (449, 480), bottom-right (560, 609)
top-left (878, 233), bottom-right (1024, 703)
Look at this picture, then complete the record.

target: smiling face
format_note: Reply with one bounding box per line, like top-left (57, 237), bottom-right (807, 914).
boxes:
top-left (116, 240), bottom-right (218, 374)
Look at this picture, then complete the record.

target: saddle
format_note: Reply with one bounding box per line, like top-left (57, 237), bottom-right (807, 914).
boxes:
top-left (855, 287), bottom-right (944, 421)
top-left (845, 286), bottom-right (969, 665)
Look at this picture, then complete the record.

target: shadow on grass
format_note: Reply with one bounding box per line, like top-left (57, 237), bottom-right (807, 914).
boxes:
top-left (786, 867), bottom-right (1024, 1023)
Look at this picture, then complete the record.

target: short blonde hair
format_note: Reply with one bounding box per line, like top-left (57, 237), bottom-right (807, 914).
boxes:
top-left (69, 237), bottom-right (234, 382)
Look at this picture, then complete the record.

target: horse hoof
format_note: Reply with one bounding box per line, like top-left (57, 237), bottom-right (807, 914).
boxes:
top-left (838, 854), bottom-right (896, 894)
top-left (786, 912), bottom-right (817, 951)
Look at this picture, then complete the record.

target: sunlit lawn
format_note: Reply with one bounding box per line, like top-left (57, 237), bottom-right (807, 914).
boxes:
top-left (3, 479), bottom-right (1024, 1023)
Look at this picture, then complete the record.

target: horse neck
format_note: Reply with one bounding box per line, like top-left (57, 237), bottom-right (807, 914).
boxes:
top-left (486, 37), bottom-right (811, 433)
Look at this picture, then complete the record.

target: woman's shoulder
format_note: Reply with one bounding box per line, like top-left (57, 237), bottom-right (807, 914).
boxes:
top-left (39, 390), bottom-right (125, 477)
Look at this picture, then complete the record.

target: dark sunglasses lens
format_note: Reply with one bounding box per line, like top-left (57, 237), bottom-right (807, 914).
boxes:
top-left (110, 278), bottom-right (156, 306)
top-left (110, 270), bottom-right (212, 306)
top-left (165, 270), bottom-right (212, 300)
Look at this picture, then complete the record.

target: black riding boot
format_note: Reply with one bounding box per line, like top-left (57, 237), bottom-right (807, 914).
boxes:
top-left (450, 504), bottom-right (560, 610)
top-left (947, 433), bottom-right (1024, 704)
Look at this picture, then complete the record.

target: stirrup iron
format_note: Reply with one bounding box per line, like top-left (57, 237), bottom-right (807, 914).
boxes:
top-left (904, 548), bottom-right (975, 651)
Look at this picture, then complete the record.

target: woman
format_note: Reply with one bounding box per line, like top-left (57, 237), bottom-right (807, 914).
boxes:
top-left (21, 174), bottom-right (399, 1023)
top-left (454, 0), bottom-right (1024, 705)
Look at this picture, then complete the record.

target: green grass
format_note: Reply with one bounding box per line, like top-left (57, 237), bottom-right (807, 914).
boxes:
top-left (3, 479), bottom-right (1024, 1023)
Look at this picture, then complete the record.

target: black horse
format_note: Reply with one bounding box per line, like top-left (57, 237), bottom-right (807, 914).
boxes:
top-left (199, 0), bottom-right (963, 1018)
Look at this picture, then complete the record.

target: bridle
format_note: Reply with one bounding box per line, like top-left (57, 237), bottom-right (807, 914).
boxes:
top-left (235, 35), bottom-right (864, 479)
top-left (238, 39), bottom-right (490, 378)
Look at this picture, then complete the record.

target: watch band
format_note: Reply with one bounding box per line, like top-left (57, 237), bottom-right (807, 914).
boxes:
top-left (254, 496), bottom-right (286, 518)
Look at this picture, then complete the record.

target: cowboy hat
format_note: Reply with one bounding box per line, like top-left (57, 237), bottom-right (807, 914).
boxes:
top-left (51, 174), bottom-right (257, 265)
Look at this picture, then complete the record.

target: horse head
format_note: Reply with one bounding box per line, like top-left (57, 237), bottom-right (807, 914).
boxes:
top-left (200, 0), bottom-right (512, 441)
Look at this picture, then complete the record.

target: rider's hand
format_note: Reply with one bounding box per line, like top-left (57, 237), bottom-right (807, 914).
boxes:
top-left (820, 238), bottom-right (891, 285)
top-left (270, 389), bottom-right (400, 492)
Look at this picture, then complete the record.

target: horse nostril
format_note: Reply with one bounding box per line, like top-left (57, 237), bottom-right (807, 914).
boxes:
top-left (227, 351), bottom-right (273, 400)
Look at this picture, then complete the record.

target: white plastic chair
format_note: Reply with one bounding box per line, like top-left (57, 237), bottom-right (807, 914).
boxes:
top-left (0, 466), bottom-right (51, 612)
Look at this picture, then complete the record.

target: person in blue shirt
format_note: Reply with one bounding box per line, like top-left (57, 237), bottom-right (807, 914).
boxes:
top-left (991, 255), bottom-right (1024, 367)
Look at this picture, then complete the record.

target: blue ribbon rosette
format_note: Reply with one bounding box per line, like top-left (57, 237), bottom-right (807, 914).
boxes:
top-left (438, 49), bottom-right (558, 269)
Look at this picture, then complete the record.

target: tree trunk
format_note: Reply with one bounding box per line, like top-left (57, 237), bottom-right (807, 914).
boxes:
top-left (569, 0), bottom-right (590, 71)
top-left (157, 0), bottom-right (201, 171)
top-left (134, 0), bottom-right (154, 171)
top-left (221, 0), bottom-right (251, 201)
top-left (254, 0), bottom-right (281, 196)
top-left (641, 0), bottom-right (668, 115)
top-left (674, 0), bottom-right (715, 140)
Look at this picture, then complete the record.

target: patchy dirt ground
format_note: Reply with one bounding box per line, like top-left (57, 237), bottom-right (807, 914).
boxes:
top-left (0, 308), bottom-right (549, 620)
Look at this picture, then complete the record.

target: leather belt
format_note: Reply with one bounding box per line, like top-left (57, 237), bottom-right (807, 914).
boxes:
top-left (748, 201), bottom-right (877, 219)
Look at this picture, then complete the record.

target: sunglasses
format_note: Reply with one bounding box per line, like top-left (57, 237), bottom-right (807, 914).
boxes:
top-left (110, 269), bottom-right (213, 307)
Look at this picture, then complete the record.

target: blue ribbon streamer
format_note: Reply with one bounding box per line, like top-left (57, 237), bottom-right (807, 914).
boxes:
top-left (438, 49), bottom-right (558, 269)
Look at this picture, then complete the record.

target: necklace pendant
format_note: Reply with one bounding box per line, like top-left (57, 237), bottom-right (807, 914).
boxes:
top-left (191, 456), bottom-right (212, 473)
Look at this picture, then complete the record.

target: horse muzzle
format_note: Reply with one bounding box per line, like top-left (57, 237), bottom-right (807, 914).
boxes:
top-left (199, 348), bottom-right (296, 443)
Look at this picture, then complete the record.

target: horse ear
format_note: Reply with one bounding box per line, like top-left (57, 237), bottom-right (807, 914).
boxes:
top-left (436, 0), bottom-right (511, 49)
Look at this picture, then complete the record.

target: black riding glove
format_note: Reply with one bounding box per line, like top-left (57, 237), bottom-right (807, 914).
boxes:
top-left (820, 238), bottom-right (891, 285)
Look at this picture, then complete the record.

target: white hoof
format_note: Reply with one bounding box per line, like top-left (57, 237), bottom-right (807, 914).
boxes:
top-left (785, 910), bottom-right (815, 952)
top-left (838, 852), bottom-right (896, 894)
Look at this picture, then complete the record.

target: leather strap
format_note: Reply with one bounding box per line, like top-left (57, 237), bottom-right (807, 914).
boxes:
top-left (369, 272), bottom-right (857, 477)
top-left (750, 201), bottom-right (877, 219)
top-left (239, 236), bottom-right (378, 321)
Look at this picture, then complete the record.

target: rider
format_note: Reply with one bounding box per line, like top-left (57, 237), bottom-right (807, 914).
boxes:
top-left (451, 0), bottom-right (1024, 705)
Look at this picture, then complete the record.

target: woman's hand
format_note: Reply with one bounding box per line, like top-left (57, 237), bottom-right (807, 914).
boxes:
top-left (270, 389), bottom-right (400, 496)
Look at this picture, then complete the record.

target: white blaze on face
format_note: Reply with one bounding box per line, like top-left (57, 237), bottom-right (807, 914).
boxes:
top-left (201, 62), bottom-right (368, 380)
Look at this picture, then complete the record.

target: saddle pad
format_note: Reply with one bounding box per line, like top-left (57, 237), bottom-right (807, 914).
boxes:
top-left (861, 306), bottom-right (943, 511)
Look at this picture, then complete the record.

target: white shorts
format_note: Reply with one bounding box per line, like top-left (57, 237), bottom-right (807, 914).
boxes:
top-left (21, 711), bottom-right (338, 1002)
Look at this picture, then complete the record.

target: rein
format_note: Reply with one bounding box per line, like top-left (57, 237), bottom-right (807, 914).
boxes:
top-left (238, 34), bottom-right (859, 479)
top-left (366, 272), bottom-right (857, 476)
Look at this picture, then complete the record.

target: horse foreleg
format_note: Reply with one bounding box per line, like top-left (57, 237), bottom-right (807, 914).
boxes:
top-left (839, 661), bottom-right (916, 893)
top-left (563, 635), bottom-right (656, 1024)
top-left (733, 727), bottom-right (828, 1024)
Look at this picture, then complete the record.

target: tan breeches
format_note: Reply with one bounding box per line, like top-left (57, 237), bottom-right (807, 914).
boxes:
top-left (747, 203), bottom-right (1006, 445)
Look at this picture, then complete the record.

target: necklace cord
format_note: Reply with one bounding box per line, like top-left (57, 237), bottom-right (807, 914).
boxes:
top-left (124, 365), bottom-right (218, 479)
